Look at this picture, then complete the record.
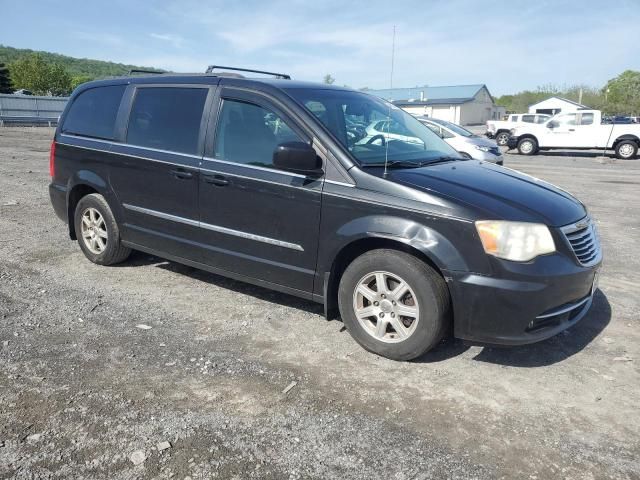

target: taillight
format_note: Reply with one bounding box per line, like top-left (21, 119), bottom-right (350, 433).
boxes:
top-left (49, 140), bottom-right (56, 177)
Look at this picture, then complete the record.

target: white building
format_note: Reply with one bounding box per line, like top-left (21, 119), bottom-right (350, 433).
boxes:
top-left (367, 84), bottom-right (500, 125)
top-left (528, 96), bottom-right (587, 115)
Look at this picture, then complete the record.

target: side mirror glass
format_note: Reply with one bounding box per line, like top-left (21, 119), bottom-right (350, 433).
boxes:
top-left (273, 141), bottom-right (323, 177)
top-left (547, 121), bottom-right (558, 129)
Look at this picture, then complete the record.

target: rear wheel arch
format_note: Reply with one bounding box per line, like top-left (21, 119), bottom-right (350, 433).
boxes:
top-left (67, 184), bottom-right (99, 239)
top-left (612, 134), bottom-right (639, 149)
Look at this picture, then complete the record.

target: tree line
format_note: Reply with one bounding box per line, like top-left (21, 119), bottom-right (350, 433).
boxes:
top-left (495, 70), bottom-right (640, 116)
top-left (1, 44), bottom-right (639, 115)
top-left (0, 45), bottom-right (163, 96)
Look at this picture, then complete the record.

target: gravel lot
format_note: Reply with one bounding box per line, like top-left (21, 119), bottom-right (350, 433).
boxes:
top-left (1, 127), bottom-right (639, 479)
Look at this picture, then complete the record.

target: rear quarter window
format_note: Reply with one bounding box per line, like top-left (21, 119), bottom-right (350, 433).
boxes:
top-left (62, 85), bottom-right (126, 140)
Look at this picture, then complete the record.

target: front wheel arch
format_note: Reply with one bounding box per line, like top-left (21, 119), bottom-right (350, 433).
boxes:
top-left (517, 135), bottom-right (539, 155)
top-left (324, 237), bottom-right (448, 321)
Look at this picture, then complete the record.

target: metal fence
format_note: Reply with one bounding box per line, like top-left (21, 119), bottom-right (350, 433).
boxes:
top-left (0, 94), bottom-right (69, 126)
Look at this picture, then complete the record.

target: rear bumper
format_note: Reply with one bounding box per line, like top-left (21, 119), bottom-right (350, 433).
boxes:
top-left (49, 182), bottom-right (67, 223)
top-left (445, 255), bottom-right (601, 346)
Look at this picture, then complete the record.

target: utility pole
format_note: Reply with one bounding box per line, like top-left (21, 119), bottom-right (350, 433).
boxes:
top-left (578, 88), bottom-right (583, 105)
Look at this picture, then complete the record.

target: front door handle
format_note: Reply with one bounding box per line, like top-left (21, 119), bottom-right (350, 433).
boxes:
top-left (569, 129), bottom-right (575, 131)
top-left (203, 174), bottom-right (229, 186)
top-left (170, 168), bottom-right (193, 180)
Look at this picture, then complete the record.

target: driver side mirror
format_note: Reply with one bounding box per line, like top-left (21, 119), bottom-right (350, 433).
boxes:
top-left (273, 142), bottom-right (323, 177)
top-left (547, 121), bottom-right (558, 129)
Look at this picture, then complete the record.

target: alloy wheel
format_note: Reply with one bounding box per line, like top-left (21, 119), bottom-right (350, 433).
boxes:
top-left (81, 207), bottom-right (108, 254)
top-left (352, 271), bottom-right (420, 343)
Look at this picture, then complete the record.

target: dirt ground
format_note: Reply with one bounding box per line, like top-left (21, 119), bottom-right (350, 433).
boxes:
top-left (1, 127), bottom-right (639, 480)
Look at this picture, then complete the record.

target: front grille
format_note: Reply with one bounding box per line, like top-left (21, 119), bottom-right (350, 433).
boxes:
top-left (561, 216), bottom-right (601, 266)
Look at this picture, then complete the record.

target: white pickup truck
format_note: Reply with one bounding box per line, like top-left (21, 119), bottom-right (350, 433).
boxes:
top-left (486, 113), bottom-right (551, 146)
top-left (508, 110), bottom-right (640, 159)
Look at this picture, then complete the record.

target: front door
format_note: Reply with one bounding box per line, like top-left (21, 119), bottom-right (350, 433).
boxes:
top-left (109, 84), bottom-right (213, 258)
top-left (543, 113), bottom-right (577, 147)
top-left (197, 87), bottom-right (323, 296)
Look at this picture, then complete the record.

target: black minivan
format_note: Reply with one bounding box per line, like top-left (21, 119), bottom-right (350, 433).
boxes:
top-left (49, 67), bottom-right (601, 360)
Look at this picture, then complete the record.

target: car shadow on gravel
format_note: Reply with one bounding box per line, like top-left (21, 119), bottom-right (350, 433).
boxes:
top-left (122, 252), bottom-right (325, 313)
top-left (471, 289), bottom-right (611, 367)
top-left (119, 253), bottom-right (611, 367)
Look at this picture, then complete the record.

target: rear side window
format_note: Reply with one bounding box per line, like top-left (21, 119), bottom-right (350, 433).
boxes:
top-left (62, 85), bottom-right (125, 140)
top-left (511, 115), bottom-right (519, 122)
top-left (127, 87), bottom-right (208, 155)
top-left (579, 113), bottom-right (594, 125)
top-left (522, 115), bottom-right (535, 123)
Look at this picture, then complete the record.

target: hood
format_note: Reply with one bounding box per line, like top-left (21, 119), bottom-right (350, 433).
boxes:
top-left (463, 135), bottom-right (498, 148)
top-left (382, 161), bottom-right (586, 227)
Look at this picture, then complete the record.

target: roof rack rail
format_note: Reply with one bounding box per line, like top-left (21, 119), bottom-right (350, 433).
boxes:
top-left (205, 65), bottom-right (290, 80)
top-left (128, 69), bottom-right (164, 76)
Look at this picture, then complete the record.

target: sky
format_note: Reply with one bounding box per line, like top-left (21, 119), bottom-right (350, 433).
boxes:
top-left (1, 0), bottom-right (639, 96)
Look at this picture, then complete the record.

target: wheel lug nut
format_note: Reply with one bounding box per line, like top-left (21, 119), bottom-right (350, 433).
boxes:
top-left (392, 301), bottom-right (396, 305)
top-left (391, 313), bottom-right (395, 318)
top-left (373, 301), bottom-right (379, 306)
top-left (379, 313), bottom-right (385, 318)
top-left (381, 294), bottom-right (386, 299)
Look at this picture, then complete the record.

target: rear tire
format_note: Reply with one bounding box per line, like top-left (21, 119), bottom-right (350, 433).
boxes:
top-left (338, 249), bottom-right (450, 361)
top-left (517, 137), bottom-right (538, 155)
top-left (615, 140), bottom-right (638, 159)
top-left (496, 132), bottom-right (510, 146)
top-left (74, 193), bottom-right (131, 265)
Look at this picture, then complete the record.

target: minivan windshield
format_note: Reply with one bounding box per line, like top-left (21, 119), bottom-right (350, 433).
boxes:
top-left (286, 89), bottom-right (459, 167)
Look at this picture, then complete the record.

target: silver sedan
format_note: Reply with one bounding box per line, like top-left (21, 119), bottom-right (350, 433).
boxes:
top-left (417, 117), bottom-right (504, 165)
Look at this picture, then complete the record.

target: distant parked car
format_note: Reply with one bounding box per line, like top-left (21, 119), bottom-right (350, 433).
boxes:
top-left (486, 113), bottom-right (551, 146)
top-left (602, 115), bottom-right (634, 124)
top-left (508, 109), bottom-right (640, 159)
top-left (13, 89), bottom-right (33, 96)
top-left (417, 117), bottom-right (503, 165)
top-left (360, 119), bottom-right (424, 146)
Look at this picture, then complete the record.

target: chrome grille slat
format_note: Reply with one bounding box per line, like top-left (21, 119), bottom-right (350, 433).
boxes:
top-left (560, 216), bottom-right (601, 267)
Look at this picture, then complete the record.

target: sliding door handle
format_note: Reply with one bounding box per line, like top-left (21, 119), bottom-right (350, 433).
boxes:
top-left (170, 168), bottom-right (194, 180)
top-left (203, 174), bottom-right (229, 186)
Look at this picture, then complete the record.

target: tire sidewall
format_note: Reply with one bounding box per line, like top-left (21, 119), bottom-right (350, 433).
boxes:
top-left (74, 194), bottom-right (123, 265)
top-left (616, 141), bottom-right (638, 159)
top-left (338, 251), bottom-right (447, 361)
top-left (496, 132), bottom-right (509, 146)
top-left (518, 138), bottom-right (537, 155)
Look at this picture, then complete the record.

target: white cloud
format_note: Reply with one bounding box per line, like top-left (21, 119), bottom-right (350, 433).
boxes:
top-left (149, 33), bottom-right (186, 49)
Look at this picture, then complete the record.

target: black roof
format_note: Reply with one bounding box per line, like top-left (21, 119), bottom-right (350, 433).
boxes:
top-left (75, 73), bottom-right (352, 96)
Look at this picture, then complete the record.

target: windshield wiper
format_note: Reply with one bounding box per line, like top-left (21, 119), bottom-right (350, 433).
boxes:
top-left (361, 157), bottom-right (463, 169)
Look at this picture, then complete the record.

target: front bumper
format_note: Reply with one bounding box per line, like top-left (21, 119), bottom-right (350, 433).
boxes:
top-left (445, 253), bottom-right (601, 346)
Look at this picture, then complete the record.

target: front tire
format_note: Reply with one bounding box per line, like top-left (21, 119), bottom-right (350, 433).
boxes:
top-left (496, 132), bottom-right (510, 146)
top-left (338, 249), bottom-right (450, 361)
top-left (74, 193), bottom-right (131, 265)
top-left (517, 137), bottom-right (538, 155)
top-left (615, 140), bottom-right (638, 159)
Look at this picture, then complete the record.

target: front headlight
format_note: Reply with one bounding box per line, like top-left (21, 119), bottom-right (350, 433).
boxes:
top-left (475, 221), bottom-right (555, 262)
top-left (474, 145), bottom-right (490, 152)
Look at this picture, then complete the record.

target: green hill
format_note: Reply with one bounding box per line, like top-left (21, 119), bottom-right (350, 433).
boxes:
top-left (0, 45), bottom-right (165, 79)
